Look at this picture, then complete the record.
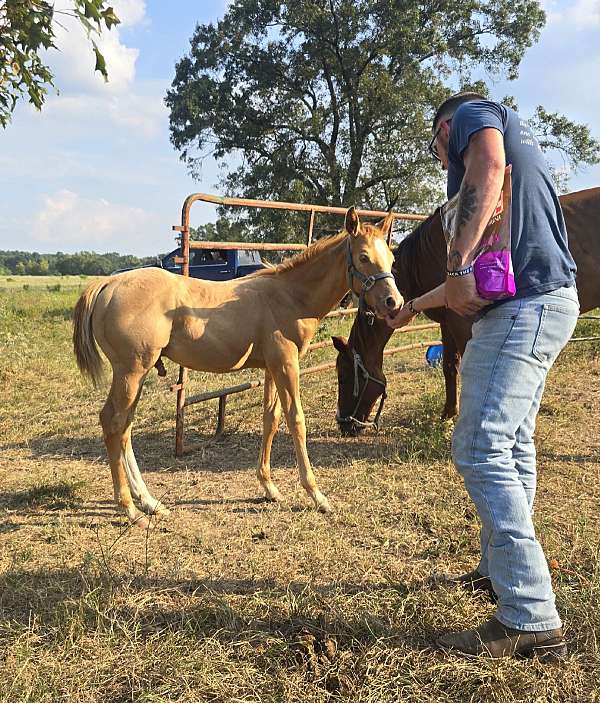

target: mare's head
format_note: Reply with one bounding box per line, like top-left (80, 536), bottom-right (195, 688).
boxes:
top-left (332, 323), bottom-right (388, 437)
top-left (344, 207), bottom-right (403, 318)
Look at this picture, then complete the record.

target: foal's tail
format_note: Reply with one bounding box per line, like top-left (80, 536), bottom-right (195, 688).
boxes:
top-left (73, 277), bottom-right (111, 387)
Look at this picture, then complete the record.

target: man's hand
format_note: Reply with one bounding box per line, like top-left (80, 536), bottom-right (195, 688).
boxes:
top-left (445, 274), bottom-right (491, 316)
top-left (386, 303), bottom-right (417, 329)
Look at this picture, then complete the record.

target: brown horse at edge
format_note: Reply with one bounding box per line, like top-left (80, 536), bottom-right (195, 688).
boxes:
top-left (73, 208), bottom-right (402, 527)
top-left (333, 187), bottom-right (600, 435)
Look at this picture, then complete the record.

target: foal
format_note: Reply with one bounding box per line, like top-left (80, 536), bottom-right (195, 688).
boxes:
top-left (73, 208), bottom-right (402, 526)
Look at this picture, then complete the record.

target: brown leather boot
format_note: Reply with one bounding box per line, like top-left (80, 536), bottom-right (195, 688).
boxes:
top-left (436, 569), bottom-right (497, 603)
top-left (436, 616), bottom-right (567, 661)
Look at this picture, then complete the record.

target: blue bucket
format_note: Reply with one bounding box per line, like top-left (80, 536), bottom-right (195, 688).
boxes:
top-left (425, 343), bottom-right (444, 368)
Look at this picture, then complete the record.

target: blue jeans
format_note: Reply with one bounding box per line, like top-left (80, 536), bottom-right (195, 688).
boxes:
top-left (452, 286), bottom-right (579, 631)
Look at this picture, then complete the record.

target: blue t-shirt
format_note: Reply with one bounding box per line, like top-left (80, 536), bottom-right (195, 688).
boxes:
top-left (447, 100), bottom-right (576, 298)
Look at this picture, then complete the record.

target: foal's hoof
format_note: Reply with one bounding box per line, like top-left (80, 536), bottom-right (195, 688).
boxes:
top-left (264, 485), bottom-right (284, 503)
top-left (130, 512), bottom-right (151, 530)
top-left (316, 496), bottom-right (333, 514)
top-left (149, 503), bottom-right (171, 518)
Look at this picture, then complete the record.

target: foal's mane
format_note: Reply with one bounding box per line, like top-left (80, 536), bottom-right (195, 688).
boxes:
top-left (249, 223), bottom-right (388, 278)
top-left (248, 231), bottom-right (344, 277)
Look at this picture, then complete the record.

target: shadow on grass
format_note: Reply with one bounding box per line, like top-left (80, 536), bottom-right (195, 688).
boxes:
top-left (0, 479), bottom-right (84, 511)
top-left (0, 564), bottom-right (428, 658)
top-left (6, 390), bottom-right (456, 478)
top-left (10, 428), bottom-right (447, 474)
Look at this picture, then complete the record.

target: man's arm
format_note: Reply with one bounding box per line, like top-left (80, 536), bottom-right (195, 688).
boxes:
top-left (446, 128), bottom-right (506, 315)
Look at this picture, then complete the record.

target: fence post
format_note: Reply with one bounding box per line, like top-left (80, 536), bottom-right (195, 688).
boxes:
top-left (307, 209), bottom-right (316, 246)
top-left (175, 366), bottom-right (187, 456)
top-left (216, 395), bottom-right (228, 435)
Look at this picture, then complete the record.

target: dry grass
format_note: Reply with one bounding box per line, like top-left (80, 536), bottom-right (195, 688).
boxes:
top-left (1, 286), bottom-right (599, 702)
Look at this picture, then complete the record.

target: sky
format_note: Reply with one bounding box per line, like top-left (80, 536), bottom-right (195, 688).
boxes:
top-left (0, 0), bottom-right (599, 256)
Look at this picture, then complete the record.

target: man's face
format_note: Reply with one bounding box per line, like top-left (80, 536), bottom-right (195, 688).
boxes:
top-left (429, 119), bottom-right (451, 171)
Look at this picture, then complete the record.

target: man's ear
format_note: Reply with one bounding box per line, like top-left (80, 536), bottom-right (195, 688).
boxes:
top-left (377, 211), bottom-right (395, 241)
top-left (345, 207), bottom-right (360, 237)
top-left (331, 335), bottom-right (349, 355)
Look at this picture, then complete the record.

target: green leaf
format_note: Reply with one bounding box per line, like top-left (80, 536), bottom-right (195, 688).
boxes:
top-left (83, 0), bottom-right (102, 23)
top-left (93, 45), bottom-right (108, 80)
top-left (101, 6), bottom-right (121, 30)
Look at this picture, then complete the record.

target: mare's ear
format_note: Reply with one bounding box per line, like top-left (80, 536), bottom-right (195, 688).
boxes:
top-left (331, 336), bottom-right (350, 355)
top-left (345, 207), bottom-right (360, 237)
top-left (377, 211), bottom-right (395, 241)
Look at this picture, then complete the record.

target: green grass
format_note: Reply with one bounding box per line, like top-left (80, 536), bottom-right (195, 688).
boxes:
top-left (1, 287), bottom-right (599, 702)
top-left (0, 274), bottom-right (98, 290)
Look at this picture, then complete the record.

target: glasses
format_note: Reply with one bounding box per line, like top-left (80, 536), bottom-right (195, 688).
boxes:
top-left (428, 119), bottom-right (451, 162)
top-left (428, 126), bottom-right (441, 161)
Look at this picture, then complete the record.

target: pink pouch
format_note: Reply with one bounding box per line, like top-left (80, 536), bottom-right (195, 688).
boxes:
top-left (474, 249), bottom-right (516, 300)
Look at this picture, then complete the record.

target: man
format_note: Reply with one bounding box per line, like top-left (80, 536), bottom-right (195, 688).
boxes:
top-left (388, 92), bottom-right (579, 659)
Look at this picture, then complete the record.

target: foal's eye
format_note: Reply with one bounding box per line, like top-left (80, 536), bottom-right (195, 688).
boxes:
top-left (359, 253), bottom-right (370, 263)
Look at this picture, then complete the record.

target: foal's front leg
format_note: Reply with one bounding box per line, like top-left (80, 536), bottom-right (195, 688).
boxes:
top-left (269, 350), bottom-right (332, 514)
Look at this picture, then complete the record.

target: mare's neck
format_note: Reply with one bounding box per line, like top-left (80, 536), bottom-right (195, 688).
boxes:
top-left (395, 211), bottom-right (446, 299)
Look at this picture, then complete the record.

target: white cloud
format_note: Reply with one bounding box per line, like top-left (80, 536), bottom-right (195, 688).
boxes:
top-left (32, 189), bottom-right (155, 251)
top-left (111, 0), bottom-right (147, 27)
top-left (571, 0), bottom-right (600, 27)
top-left (542, 0), bottom-right (600, 28)
top-left (42, 90), bottom-right (167, 139)
top-left (34, 2), bottom-right (167, 141)
top-left (47, 0), bottom-right (147, 94)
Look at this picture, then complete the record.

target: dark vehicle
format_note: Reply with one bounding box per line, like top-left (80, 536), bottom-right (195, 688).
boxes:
top-left (114, 247), bottom-right (265, 280)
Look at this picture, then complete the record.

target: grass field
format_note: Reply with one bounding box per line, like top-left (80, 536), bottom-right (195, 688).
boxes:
top-left (1, 285), bottom-right (599, 702)
top-left (0, 274), bottom-right (98, 290)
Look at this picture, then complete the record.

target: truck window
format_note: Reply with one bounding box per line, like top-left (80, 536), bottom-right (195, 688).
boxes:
top-left (237, 250), bottom-right (260, 266)
top-left (190, 250), bottom-right (226, 265)
top-left (163, 251), bottom-right (178, 268)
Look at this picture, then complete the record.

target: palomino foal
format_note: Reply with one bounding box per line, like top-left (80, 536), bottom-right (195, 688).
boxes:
top-left (73, 207), bottom-right (402, 526)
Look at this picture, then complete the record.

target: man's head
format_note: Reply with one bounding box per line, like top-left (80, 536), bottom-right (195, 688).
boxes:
top-left (429, 91), bottom-right (486, 169)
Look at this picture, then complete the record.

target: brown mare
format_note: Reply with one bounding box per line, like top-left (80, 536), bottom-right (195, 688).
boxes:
top-left (334, 187), bottom-right (600, 436)
top-left (73, 208), bottom-right (402, 526)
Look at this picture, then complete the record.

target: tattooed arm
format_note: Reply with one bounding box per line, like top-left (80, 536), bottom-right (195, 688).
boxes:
top-left (445, 128), bottom-right (506, 315)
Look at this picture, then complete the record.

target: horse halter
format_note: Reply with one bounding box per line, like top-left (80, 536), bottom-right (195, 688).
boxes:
top-left (336, 348), bottom-right (387, 433)
top-left (346, 238), bottom-right (395, 324)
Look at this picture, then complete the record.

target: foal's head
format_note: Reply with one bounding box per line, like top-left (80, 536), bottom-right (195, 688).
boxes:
top-left (344, 207), bottom-right (403, 318)
top-left (332, 208), bottom-right (401, 436)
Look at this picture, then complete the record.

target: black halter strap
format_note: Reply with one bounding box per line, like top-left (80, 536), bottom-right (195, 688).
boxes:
top-left (346, 239), bottom-right (395, 324)
top-left (336, 349), bottom-right (387, 432)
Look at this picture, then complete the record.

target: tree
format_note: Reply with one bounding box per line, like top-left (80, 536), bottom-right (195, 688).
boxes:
top-left (191, 219), bottom-right (245, 242)
top-left (167, 0), bottom-right (599, 241)
top-left (0, 0), bottom-right (120, 127)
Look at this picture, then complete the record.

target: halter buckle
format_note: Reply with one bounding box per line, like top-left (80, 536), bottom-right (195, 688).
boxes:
top-left (363, 275), bottom-right (377, 291)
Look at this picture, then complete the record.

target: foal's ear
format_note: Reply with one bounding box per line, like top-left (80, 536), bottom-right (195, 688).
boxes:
top-left (345, 207), bottom-right (360, 237)
top-left (331, 336), bottom-right (350, 355)
top-left (377, 211), bottom-right (395, 240)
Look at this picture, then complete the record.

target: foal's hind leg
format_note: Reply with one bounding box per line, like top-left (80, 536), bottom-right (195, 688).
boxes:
top-left (257, 371), bottom-right (284, 502)
top-left (269, 351), bottom-right (332, 514)
top-left (123, 428), bottom-right (170, 517)
top-left (100, 368), bottom-right (166, 527)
